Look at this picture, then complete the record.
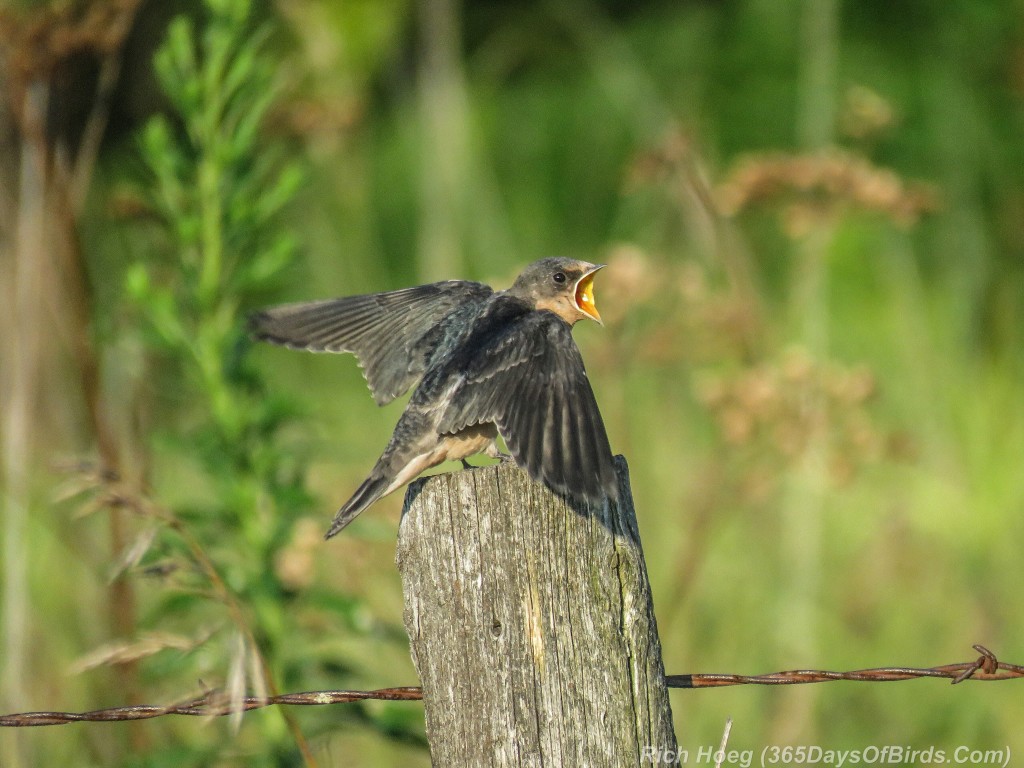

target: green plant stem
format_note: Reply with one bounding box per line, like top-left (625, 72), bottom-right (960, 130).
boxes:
top-left (198, 154), bottom-right (224, 308)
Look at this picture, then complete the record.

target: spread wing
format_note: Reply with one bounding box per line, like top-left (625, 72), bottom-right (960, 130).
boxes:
top-left (437, 312), bottom-right (618, 505)
top-left (249, 281), bottom-right (493, 405)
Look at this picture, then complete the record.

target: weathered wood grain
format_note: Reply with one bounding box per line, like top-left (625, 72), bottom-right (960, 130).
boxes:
top-left (396, 455), bottom-right (677, 766)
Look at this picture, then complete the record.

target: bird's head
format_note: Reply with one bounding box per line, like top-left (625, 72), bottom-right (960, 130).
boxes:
top-left (509, 257), bottom-right (605, 326)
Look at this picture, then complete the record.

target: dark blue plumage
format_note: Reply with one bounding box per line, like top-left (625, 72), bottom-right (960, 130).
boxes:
top-left (250, 258), bottom-right (617, 538)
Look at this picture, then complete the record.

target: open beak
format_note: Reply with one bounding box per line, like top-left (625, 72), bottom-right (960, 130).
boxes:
top-left (573, 264), bottom-right (605, 325)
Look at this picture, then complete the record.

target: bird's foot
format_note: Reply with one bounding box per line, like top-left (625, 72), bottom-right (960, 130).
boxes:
top-left (460, 458), bottom-right (473, 470)
top-left (484, 442), bottom-right (514, 463)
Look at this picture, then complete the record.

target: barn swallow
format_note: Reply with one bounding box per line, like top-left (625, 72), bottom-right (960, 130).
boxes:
top-left (250, 257), bottom-right (618, 538)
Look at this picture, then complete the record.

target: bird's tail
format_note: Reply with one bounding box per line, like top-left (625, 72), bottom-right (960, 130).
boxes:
top-left (325, 472), bottom-right (392, 539)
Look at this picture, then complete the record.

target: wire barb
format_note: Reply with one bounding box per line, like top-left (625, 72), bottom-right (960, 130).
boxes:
top-left (0, 646), bottom-right (1019, 727)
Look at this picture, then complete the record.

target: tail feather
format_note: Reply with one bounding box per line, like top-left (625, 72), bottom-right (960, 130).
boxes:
top-left (325, 473), bottom-right (392, 539)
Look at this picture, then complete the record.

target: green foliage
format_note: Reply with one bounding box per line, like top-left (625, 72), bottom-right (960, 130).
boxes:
top-left (113, 0), bottom-right (401, 763)
top-left (130, 0), bottom-right (304, 581)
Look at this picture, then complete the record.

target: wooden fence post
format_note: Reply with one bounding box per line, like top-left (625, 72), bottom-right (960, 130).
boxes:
top-left (396, 455), bottom-right (677, 766)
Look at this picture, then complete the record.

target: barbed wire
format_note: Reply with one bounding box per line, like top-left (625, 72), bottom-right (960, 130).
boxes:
top-left (1, 645), bottom-right (1019, 727)
top-left (667, 644), bottom-right (1024, 688)
top-left (0, 687), bottom-right (424, 728)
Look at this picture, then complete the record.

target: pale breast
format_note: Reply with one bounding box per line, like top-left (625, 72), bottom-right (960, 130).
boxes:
top-left (440, 422), bottom-right (500, 461)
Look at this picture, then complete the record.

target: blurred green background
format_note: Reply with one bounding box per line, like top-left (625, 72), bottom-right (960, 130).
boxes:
top-left (1, 0), bottom-right (1023, 765)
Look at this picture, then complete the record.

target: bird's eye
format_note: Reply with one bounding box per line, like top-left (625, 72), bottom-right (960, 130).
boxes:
top-left (553, 272), bottom-right (567, 284)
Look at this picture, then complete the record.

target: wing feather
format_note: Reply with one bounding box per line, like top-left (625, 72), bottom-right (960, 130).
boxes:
top-left (438, 313), bottom-right (618, 505)
top-left (250, 281), bottom-right (492, 404)
top-left (561, 397), bottom-right (577, 499)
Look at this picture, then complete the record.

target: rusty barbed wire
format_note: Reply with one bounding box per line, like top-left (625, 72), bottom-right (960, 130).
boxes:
top-left (1, 645), bottom-right (1019, 727)
top-left (0, 687), bottom-right (423, 728)
top-left (668, 645), bottom-right (1022, 688)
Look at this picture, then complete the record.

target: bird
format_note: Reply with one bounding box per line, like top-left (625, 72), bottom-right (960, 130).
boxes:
top-left (249, 257), bottom-right (618, 538)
